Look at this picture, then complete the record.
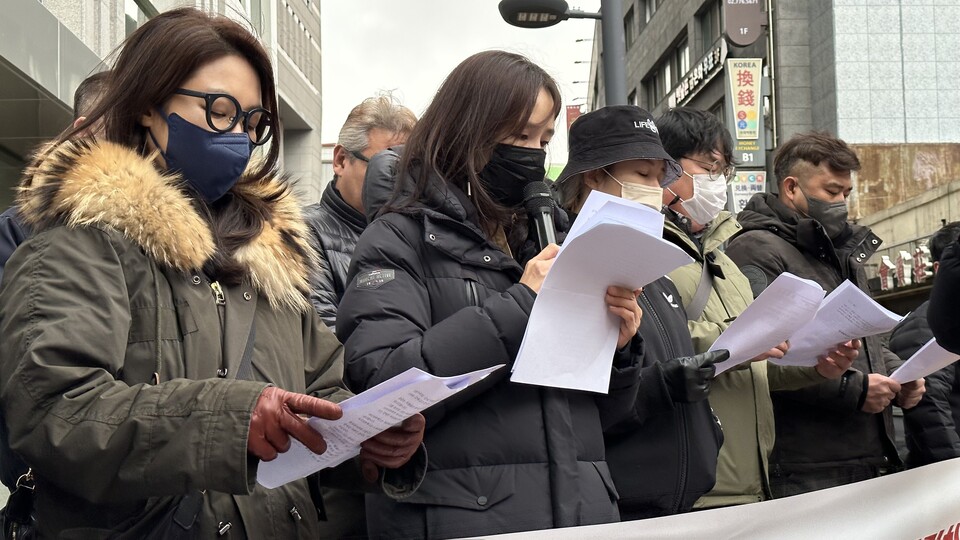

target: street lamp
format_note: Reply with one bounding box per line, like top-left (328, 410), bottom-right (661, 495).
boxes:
top-left (498, 0), bottom-right (627, 105)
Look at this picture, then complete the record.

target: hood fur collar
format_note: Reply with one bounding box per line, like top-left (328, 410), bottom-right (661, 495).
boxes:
top-left (18, 139), bottom-right (316, 313)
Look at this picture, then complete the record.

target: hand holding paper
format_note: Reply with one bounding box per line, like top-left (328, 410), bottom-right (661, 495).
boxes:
top-left (510, 191), bottom-right (693, 393)
top-left (359, 413), bottom-right (426, 482)
top-left (775, 281), bottom-right (903, 367)
top-left (709, 273), bottom-right (825, 374)
top-left (890, 338), bottom-right (960, 384)
top-left (257, 364), bottom-right (504, 489)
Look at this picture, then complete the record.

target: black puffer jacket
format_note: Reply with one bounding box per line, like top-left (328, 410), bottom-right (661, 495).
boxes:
top-left (931, 240), bottom-right (960, 354)
top-left (336, 150), bottom-right (642, 539)
top-left (727, 193), bottom-right (903, 494)
top-left (303, 180), bottom-right (366, 329)
top-left (605, 277), bottom-right (722, 520)
top-left (890, 301), bottom-right (960, 467)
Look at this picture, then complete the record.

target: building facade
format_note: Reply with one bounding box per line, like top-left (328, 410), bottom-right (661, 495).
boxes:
top-left (587, 0), bottom-right (960, 308)
top-left (0, 0), bottom-right (325, 209)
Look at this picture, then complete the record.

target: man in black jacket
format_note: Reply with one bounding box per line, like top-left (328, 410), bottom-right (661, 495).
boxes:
top-left (300, 94), bottom-right (415, 538)
top-left (891, 222), bottom-right (960, 467)
top-left (726, 131), bottom-right (925, 497)
top-left (303, 94), bottom-right (416, 329)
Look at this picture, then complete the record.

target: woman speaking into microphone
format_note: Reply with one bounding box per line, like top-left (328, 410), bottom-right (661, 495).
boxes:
top-left (336, 50), bottom-right (644, 539)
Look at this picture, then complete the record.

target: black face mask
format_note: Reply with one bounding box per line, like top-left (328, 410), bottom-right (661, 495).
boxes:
top-left (797, 184), bottom-right (849, 240)
top-left (477, 144), bottom-right (547, 208)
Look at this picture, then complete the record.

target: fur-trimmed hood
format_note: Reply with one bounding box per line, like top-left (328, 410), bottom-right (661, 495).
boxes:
top-left (17, 139), bottom-right (316, 313)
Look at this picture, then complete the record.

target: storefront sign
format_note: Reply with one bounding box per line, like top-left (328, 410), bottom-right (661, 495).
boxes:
top-left (728, 170), bottom-right (765, 213)
top-left (725, 58), bottom-right (766, 167)
top-left (668, 40), bottom-right (727, 108)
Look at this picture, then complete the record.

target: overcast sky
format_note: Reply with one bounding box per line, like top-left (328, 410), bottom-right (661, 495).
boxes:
top-left (319, 0), bottom-right (603, 166)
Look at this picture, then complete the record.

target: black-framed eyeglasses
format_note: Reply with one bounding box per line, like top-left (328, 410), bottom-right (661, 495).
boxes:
top-left (349, 149), bottom-right (370, 163)
top-left (683, 156), bottom-right (736, 183)
top-left (174, 88), bottom-right (274, 146)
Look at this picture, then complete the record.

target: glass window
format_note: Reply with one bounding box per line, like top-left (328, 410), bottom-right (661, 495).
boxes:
top-left (644, 0), bottom-right (659, 23)
top-left (624, 6), bottom-right (636, 49)
top-left (699, 0), bottom-right (721, 54)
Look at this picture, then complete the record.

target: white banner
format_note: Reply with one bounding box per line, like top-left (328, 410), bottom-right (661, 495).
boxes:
top-left (474, 458), bottom-right (960, 539)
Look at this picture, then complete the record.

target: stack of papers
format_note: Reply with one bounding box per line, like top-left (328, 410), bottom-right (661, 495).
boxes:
top-left (891, 339), bottom-right (960, 383)
top-left (258, 364), bottom-right (504, 489)
top-left (510, 191), bottom-right (693, 394)
top-left (775, 280), bottom-right (903, 367)
top-left (710, 273), bottom-right (825, 374)
top-left (710, 275), bottom-right (904, 373)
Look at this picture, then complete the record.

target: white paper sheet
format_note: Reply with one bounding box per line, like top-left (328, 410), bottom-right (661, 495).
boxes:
top-left (891, 338), bottom-right (960, 383)
top-left (510, 192), bottom-right (693, 393)
top-left (562, 191), bottom-right (665, 249)
top-left (257, 364), bottom-right (504, 489)
top-left (773, 280), bottom-right (904, 367)
top-left (709, 273), bottom-right (825, 374)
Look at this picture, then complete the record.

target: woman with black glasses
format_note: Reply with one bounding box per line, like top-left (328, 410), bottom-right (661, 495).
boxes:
top-left (0, 8), bottom-right (423, 538)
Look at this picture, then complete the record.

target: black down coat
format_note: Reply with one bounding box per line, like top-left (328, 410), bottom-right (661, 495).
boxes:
top-left (890, 301), bottom-right (960, 467)
top-left (303, 179), bottom-right (367, 330)
top-left (604, 276), bottom-right (722, 520)
top-left (336, 150), bottom-right (642, 539)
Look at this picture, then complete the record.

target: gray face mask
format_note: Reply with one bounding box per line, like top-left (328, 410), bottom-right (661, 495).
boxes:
top-left (798, 186), bottom-right (849, 240)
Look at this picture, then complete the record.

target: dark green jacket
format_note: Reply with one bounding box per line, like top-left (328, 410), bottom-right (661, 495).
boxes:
top-left (0, 140), bottom-right (353, 538)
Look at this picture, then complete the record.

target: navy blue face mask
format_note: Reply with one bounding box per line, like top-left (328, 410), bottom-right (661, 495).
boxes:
top-left (148, 111), bottom-right (253, 202)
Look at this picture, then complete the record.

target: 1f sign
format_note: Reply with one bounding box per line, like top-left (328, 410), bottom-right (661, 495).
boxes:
top-left (724, 0), bottom-right (765, 47)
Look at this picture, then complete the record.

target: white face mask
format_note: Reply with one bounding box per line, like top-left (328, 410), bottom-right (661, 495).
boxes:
top-left (603, 169), bottom-right (663, 210)
top-left (669, 172), bottom-right (728, 225)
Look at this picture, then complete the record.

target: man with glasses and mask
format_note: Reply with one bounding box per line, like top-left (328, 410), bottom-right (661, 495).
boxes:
top-left (302, 94), bottom-right (415, 539)
top-left (655, 109), bottom-right (856, 509)
top-left (727, 131), bottom-right (925, 497)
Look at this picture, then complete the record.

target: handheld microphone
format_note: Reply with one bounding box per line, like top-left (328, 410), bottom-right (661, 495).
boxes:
top-left (522, 180), bottom-right (558, 252)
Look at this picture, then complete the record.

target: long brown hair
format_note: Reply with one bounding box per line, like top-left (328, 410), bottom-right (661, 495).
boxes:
top-left (390, 50), bottom-right (561, 236)
top-left (51, 8), bottom-right (284, 283)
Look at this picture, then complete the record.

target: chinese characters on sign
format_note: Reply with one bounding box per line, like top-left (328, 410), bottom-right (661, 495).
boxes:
top-left (728, 59), bottom-right (762, 140)
top-left (725, 58), bottom-right (766, 168)
top-left (669, 40), bottom-right (728, 108)
top-left (729, 171), bottom-right (766, 213)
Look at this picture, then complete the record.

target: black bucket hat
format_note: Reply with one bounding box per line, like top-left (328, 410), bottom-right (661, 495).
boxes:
top-left (556, 105), bottom-right (682, 187)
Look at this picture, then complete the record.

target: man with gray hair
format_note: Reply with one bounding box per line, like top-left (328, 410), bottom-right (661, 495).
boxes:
top-left (303, 94), bottom-right (415, 539)
top-left (304, 93), bottom-right (416, 329)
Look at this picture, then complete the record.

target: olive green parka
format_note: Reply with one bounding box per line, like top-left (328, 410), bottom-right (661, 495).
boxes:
top-left (0, 140), bottom-right (353, 538)
top-left (662, 212), bottom-right (824, 508)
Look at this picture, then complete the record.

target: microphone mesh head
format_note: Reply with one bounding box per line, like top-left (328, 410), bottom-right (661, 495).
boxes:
top-left (522, 181), bottom-right (554, 213)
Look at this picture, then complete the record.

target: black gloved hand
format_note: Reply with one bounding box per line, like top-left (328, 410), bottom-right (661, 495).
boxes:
top-left (659, 349), bottom-right (729, 403)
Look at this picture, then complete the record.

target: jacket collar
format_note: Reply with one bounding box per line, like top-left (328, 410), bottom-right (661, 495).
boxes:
top-left (737, 192), bottom-right (882, 274)
top-left (320, 179), bottom-right (366, 233)
top-left (664, 210), bottom-right (742, 257)
top-left (18, 138), bottom-right (316, 313)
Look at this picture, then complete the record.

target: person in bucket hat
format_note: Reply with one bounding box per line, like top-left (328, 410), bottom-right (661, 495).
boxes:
top-left (554, 105), bottom-right (681, 211)
top-left (557, 105), bottom-right (729, 520)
